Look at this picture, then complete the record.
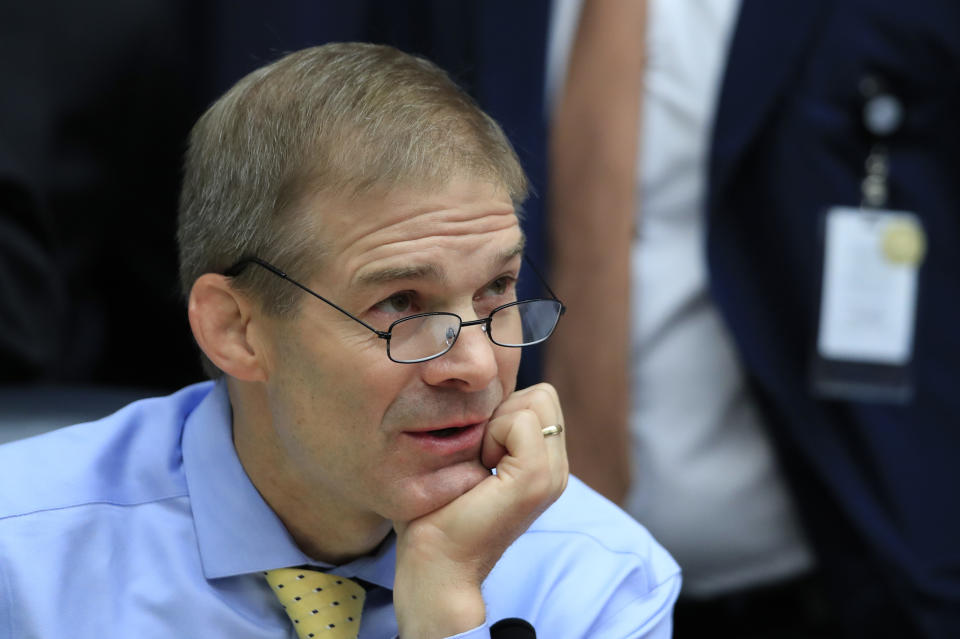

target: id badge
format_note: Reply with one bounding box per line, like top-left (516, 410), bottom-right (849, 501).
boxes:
top-left (812, 206), bottom-right (926, 403)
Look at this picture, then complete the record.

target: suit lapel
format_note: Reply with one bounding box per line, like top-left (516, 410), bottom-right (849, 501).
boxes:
top-left (709, 0), bottom-right (831, 200)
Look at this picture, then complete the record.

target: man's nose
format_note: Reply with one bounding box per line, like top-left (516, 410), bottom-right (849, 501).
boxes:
top-left (421, 318), bottom-right (498, 391)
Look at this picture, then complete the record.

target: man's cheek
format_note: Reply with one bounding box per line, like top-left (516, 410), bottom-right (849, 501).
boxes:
top-left (498, 349), bottom-right (521, 395)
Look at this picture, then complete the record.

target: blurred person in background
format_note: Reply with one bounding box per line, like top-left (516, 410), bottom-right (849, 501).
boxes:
top-left (546, 0), bottom-right (960, 637)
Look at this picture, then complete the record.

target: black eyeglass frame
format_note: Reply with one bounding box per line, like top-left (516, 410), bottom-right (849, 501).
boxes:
top-left (222, 255), bottom-right (566, 364)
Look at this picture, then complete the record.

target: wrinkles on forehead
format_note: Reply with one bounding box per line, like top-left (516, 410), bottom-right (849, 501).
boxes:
top-left (355, 236), bottom-right (526, 288)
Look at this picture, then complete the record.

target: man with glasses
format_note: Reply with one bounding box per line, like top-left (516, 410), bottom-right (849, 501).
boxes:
top-left (0, 43), bottom-right (679, 638)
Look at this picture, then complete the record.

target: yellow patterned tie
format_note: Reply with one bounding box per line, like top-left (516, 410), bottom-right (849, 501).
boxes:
top-left (265, 568), bottom-right (366, 639)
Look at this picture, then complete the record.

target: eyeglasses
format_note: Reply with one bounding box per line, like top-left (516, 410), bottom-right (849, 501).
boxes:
top-left (222, 256), bottom-right (565, 364)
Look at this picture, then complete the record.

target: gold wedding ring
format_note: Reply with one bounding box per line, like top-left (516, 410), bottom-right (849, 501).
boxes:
top-left (541, 424), bottom-right (563, 438)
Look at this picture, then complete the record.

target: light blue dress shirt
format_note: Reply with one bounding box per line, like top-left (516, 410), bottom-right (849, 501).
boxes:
top-left (0, 381), bottom-right (680, 638)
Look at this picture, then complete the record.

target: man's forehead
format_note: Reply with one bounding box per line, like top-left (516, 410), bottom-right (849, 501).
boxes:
top-left (308, 175), bottom-right (511, 228)
top-left (305, 176), bottom-right (522, 280)
top-left (355, 235), bottom-right (526, 287)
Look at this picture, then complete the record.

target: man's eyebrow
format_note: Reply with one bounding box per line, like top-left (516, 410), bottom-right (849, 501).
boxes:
top-left (357, 263), bottom-right (445, 287)
top-left (497, 236), bottom-right (526, 264)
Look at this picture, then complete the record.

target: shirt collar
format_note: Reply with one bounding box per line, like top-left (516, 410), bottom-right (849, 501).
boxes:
top-left (181, 380), bottom-right (395, 589)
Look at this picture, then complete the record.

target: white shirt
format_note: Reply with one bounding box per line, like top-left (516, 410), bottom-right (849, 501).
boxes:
top-left (548, 0), bottom-right (814, 595)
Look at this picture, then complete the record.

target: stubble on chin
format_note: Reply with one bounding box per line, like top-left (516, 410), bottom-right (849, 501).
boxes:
top-left (394, 457), bottom-right (491, 524)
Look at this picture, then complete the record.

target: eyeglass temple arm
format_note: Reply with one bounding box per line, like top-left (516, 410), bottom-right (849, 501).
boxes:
top-left (523, 255), bottom-right (566, 314)
top-left (222, 258), bottom-right (391, 339)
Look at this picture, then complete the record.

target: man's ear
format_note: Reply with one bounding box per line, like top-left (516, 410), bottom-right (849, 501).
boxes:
top-left (188, 274), bottom-right (268, 382)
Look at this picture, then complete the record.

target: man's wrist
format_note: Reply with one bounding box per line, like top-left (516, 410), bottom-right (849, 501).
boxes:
top-left (395, 586), bottom-right (485, 639)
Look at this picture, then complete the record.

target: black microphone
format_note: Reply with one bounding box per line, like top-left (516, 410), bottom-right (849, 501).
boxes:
top-left (490, 618), bottom-right (536, 638)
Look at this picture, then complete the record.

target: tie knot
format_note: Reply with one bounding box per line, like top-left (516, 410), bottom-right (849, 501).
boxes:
top-left (265, 568), bottom-right (365, 639)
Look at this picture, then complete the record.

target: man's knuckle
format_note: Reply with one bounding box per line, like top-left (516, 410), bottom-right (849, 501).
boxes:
top-left (517, 408), bottom-right (539, 426)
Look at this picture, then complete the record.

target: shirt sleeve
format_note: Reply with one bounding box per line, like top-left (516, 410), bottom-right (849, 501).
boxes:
top-left (587, 571), bottom-right (682, 638)
top-left (443, 622), bottom-right (488, 638)
top-left (479, 484), bottom-right (683, 639)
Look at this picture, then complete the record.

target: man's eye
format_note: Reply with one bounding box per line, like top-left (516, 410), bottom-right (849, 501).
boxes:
top-left (487, 276), bottom-right (515, 296)
top-left (374, 292), bottom-right (415, 314)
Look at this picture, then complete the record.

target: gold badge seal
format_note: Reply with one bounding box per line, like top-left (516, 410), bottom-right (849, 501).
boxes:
top-left (882, 219), bottom-right (926, 265)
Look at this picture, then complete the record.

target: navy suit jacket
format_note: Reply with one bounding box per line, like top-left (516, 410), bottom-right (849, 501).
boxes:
top-left (708, 1), bottom-right (960, 636)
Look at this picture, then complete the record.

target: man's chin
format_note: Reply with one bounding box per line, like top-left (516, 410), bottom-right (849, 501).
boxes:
top-left (393, 459), bottom-right (491, 522)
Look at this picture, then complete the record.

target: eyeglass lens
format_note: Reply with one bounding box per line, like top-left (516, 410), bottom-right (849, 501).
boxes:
top-left (387, 300), bottom-right (563, 363)
top-left (493, 299), bottom-right (563, 347)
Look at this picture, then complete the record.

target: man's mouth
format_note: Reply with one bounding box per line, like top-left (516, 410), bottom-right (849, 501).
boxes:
top-left (407, 423), bottom-right (478, 439)
top-left (401, 422), bottom-right (485, 454)
top-left (428, 426), bottom-right (471, 438)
